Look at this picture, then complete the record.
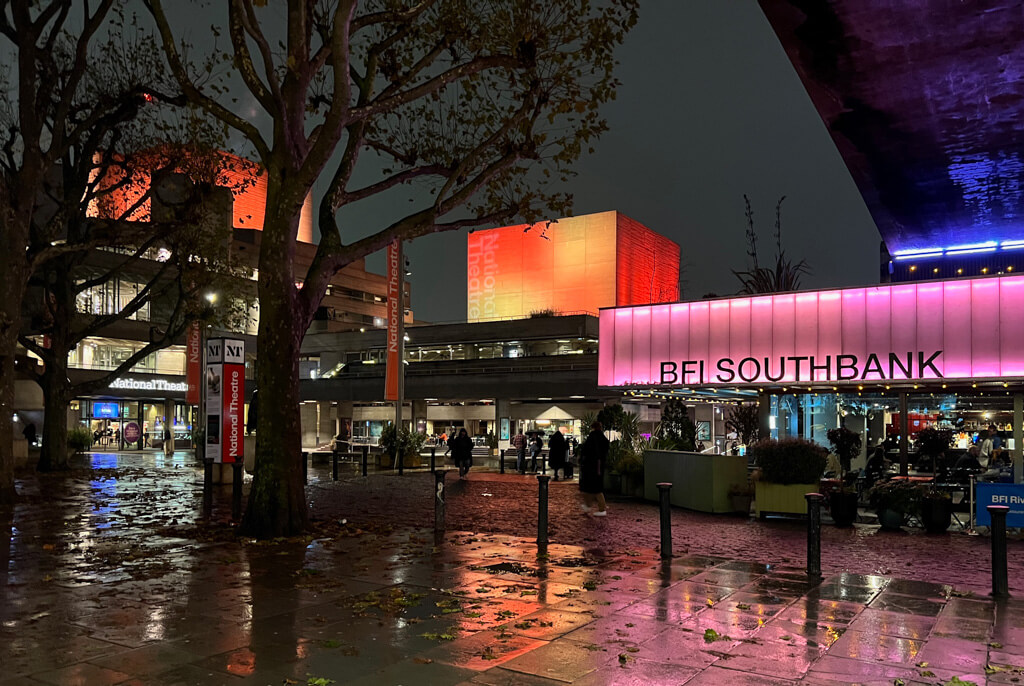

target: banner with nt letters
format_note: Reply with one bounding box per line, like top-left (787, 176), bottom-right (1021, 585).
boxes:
top-left (205, 338), bottom-right (244, 464)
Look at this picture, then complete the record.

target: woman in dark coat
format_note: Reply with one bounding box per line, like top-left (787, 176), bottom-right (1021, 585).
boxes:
top-left (579, 421), bottom-right (609, 515)
top-left (548, 430), bottom-right (568, 480)
top-left (453, 428), bottom-right (475, 479)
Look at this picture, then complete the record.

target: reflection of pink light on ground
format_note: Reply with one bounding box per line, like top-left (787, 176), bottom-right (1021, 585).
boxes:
top-left (598, 275), bottom-right (1024, 387)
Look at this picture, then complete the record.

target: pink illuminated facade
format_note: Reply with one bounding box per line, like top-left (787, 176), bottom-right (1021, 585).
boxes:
top-left (599, 275), bottom-right (1024, 389)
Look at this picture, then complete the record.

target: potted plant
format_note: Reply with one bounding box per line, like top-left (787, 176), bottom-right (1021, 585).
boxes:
top-left (379, 424), bottom-right (426, 468)
top-left (728, 481), bottom-right (754, 516)
top-left (750, 438), bottom-right (828, 518)
top-left (486, 431), bottom-right (499, 456)
top-left (867, 480), bottom-right (921, 531)
top-left (919, 488), bottom-right (952, 534)
top-left (826, 427), bottom-right (863, 527)
top-left (67, 426), bottom-right (92, 457)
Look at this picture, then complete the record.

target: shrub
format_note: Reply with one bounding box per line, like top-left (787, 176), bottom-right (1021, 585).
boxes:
top-left (67, 426), bottom-right (92, 452)
top-left (867, 480), bottom-right (922, 515)
top-left (749, 438), bottom-right (827, 484)
top-left (379, 424), bottom-right (426, 460)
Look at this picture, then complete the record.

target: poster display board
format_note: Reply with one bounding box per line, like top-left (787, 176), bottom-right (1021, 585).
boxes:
top-left (205, 338), bottom-right (244, 464)
top-left (975, 482), bottom-right (1024, 527)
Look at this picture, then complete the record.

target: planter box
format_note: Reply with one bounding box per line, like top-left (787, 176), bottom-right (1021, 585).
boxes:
top-left (755, 481), bottom-right (820, 519)
top-left (644, 450), bottom-right (748, 513)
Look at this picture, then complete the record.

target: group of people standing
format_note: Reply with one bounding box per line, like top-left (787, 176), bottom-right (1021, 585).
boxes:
top-left (511, 423), bottom-right (609, 516)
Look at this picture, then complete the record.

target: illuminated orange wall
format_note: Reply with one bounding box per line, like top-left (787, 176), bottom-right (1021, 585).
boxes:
top-left (467, 211), bottom-right (679, 321)
top-left (87, 151), bottom-right (313, 243)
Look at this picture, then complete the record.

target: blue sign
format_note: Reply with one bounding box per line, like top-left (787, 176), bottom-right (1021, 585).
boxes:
top-left (975, 483), bottom-right (1024, 527)
top-left (92, 402), bottom-right (119, 418)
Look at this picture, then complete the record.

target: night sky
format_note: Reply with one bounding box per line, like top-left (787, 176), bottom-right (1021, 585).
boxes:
top-left (379, 0), bottom-right (882, 322)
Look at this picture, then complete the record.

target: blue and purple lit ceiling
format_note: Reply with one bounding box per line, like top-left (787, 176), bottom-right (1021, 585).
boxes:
top-left (758, 0), bottom-right (1024, 257)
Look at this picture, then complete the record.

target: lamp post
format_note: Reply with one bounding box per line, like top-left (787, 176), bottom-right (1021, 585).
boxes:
top-left (395, 242), bottom-right (406, 474)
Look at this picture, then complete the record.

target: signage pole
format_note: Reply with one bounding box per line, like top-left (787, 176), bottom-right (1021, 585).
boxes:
top-left (196, 324), bottom-right (206, 465)
top-left (396, 240), bottom-right (406, 475)
top-left (1014, 393), bottom-right (1023, 485)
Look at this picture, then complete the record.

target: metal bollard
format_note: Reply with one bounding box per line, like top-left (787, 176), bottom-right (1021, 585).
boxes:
top-left (361, 445), bottom-right (368, 477)
top-left (988, 505), bottom-right (1010, 598)
top-left (434, 470), bottom-right (447, 538)
top-left (431, 446), bottom-right (436, 473)
top-left (231, 461), bottom-right (243, 521)
top-left (805, 493), bottom-right (825, 580)
top-left (500, 449), bottom-right (505, 474)
top-left (332, 449), bottom-right (339, 481)
top-left (537, 475), bottom-right (551, 544)
top-left (203, 458), bottom-right (214, 518)
top-left (657, 482), bottom-right (673, 559)
top-left (302, 451), bottom-right (308, 483)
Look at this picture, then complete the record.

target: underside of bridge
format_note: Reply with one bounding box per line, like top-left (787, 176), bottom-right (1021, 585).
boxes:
top-left (759, 1), bottom-right (1024, 256)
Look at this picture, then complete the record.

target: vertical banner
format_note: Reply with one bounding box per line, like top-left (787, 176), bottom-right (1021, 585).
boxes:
top-left (385, 240), bottom-right (401, 401)
top-left (186, 321), bottom-right (201, 405)
top-left (205, 338), bottom-right (245, 463)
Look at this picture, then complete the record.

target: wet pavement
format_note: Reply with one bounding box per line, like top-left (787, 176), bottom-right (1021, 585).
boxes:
top-left (2, 452), bottom-right (1023, 685)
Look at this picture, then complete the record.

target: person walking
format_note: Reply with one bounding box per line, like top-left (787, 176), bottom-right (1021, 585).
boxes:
top-left (512, 430), bottom-right (527, 474)
top-left (453, 428), bottom-right (474, 479)
top-left (579, 421), bottom-right (609, 516)
top-left (528, 433), bottom-right (543, 473)
top-left (445, 430), bottom-right (456, 458)
top-left (548, 430), bottom-right (567, 481)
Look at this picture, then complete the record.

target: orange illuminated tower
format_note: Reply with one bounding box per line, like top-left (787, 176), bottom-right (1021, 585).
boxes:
top-left (467, 210), bottom-right (679, 321)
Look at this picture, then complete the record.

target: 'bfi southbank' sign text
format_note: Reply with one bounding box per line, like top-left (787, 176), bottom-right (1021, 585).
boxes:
top-left (598, 276), bottom-right (1024, 388)
top-left (660, 351), bottom-right (943, 384)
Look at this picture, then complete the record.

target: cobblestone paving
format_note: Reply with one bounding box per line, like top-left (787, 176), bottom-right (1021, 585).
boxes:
top-left (2, 452), bottom-right (1023, 685)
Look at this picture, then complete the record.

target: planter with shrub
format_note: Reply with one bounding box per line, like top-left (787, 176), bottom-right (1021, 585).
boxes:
top-left (750, 438), bottom-right (828, 519)
top-left (67, 426), bottom-right (92, 456)
top-left (867, 480), bottom-right (921, 531)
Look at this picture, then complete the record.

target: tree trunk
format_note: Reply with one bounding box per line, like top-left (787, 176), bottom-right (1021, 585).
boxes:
top-left (239, 208), bottom-right (307, 538)
top-left (0, 226), bottom-right (28, 506)
top-left (37, 365), bottom-right (72, 472)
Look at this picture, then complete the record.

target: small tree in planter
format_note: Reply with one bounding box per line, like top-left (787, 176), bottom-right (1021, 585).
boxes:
top-left (749, 438), bottom-right (828, 518)
top-left (826, 427), bottom-right (863, 527)
top-left (379, 424), bottom-right (426, 468)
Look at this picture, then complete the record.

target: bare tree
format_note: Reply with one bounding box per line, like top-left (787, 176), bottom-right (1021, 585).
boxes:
top-left (0, 2), bottom-right (188, 504)
top-left (147, 0), bottom-right (639, 536)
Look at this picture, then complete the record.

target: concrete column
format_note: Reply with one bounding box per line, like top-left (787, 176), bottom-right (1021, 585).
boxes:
top-left (165, 397), bottom-right (175, 453)
top-left (413, 399), bottom-right (428, 433)
top-left (898, 392), bottom-right (909, 477)
top-left (758, 394), bottom-right (771, 442)
top-left (318, 401), bottom-right (334, 443)
top-left (1015, 393), bottom-right (1023, 484)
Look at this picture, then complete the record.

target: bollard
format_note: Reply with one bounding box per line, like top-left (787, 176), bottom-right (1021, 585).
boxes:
top-left (988, 505), bottom-right (1010, 598)
top-left (361, 445), bottom-right (368, 477)
top-left (805, 493), bottom-right (825, 581)
top-left (434, 470), bottom-right (447, 539)
top-left (500, 449), bottom-right (505, 474)
top-left (657, 482), bottom-right (673, 559)
top-left (231, 461), bottom-right (243, 521)
top-left (537, 475), bottom-right (551, 545)
top-left (332, 449), bottom-right (339, 481)
top-left (302, 451), bottom-right (308, 483)
top-left (397, 444), bottom-right (404, 476)
top-left (203, 458), bottom-right (214, 518)
top-left (431, 446), bottom-right (436, 473)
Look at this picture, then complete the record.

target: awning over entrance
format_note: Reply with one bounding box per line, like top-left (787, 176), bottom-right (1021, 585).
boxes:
top-left (599, 274), bottom-right (1024, 391)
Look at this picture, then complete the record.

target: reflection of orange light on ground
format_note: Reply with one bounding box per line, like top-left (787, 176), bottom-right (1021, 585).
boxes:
top-left (226, 647), bottom-right (256, 676)
top-left (467, 211), bottom-right (679, 322)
